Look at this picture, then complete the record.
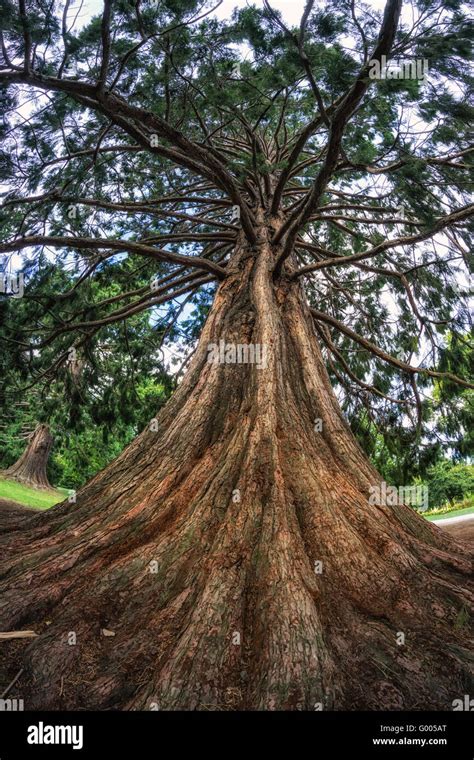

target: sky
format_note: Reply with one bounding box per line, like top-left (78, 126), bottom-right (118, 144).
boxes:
top-left (81, 0), bottom-right (312, 26)
top-left (81, 0), bottom-right (390, 29)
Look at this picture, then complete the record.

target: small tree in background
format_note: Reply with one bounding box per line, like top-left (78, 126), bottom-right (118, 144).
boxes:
top-left (3, 423), bottom-right (53, 489)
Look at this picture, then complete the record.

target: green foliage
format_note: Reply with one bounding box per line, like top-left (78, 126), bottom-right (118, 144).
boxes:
top-left (424, 461), bottom-right (474, 509)
top-left (0, 261), bottom-right (176, 488)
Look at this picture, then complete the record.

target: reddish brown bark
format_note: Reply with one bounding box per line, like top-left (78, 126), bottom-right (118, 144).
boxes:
top-left (3, 424), bottom-right (53, 490)
top-left (0, 228), bottom-right (472, 711)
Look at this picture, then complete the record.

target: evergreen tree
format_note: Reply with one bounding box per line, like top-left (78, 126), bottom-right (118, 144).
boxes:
top-left (0, 0), bottom-right (472, 710)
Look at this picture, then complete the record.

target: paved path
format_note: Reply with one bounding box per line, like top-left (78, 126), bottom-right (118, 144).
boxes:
top-left (431, 512), bottom-right (474, 526)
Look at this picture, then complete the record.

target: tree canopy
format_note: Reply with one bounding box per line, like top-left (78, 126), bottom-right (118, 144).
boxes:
top-left (0, 0), bottom-right (472, 440)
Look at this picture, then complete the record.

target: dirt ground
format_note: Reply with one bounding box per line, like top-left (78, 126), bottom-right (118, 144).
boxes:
top-left (439, 517), bottom-right (474, 546)
top-left (0, 498), bottom-right (37, 529)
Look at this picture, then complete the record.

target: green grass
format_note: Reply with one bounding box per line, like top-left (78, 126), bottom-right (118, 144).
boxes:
top-left (422, 494), bottom-right (473, 520)
top-left (425, 505), bottom-right (474, 521)
top-left (0, 477), bottom-right (65, 510)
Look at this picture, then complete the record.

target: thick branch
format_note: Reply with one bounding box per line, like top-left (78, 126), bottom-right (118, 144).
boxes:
top-left (292, 204), bottom-right (474, 278)
top-left (273, 0), bottom-right (403, 272)
top-left (0, 235), bottom-right (228, 278)
top-left (310, 308), bottom-right (473, 389)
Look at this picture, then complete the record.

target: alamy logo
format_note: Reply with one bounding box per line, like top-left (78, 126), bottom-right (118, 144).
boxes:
top-left (0, 698), bottom-right (24, 711)
top-left (27, 722), bottom-right (84, 750)
top-left (452, 695), bottom-right (474, 711)
top-left (369, 481), bottom-right (429, 511)
top-left (0, 272), bottom-right (24, 298)
top-left (369, 55), bottom-right (428, 80)
top-left (207, 340), bottom-right (267, 370)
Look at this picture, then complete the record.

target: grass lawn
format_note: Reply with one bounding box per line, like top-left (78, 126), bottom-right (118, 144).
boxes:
top-left (0, 477), bottom-right (65, 510)
top-left (425, 505), bottom-right (474, 521)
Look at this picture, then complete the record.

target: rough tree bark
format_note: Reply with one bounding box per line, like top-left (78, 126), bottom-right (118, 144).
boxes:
top-left (0, 224), bottom-right (472, 711)
top-left (3, 424), bottom-right (53, 490)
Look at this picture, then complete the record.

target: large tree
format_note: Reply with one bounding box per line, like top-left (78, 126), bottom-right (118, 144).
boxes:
top-left (0, 0), bottom-right (472, 710)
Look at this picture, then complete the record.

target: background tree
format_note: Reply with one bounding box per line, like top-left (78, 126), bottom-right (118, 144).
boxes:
top-left (3, 423), bottom-right (53, 488)
top-left (0, 0), bottom-right (472, 710)
top-left (0, 260), bottom-right (176, 486)
top-left (347, 330), bottom-right (473, 485)
top-left (424, 461), bottom-right (473, 510)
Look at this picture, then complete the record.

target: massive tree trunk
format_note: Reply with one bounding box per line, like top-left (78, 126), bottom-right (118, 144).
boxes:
top-left (0, 229), bottom-right (472, 711)
top-left (3, 424), bottom-right (53, 490)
